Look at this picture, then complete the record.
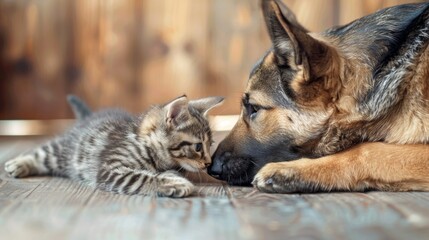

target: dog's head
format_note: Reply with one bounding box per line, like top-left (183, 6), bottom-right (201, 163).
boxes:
top-left (209, 0), bottom-right (345, 185)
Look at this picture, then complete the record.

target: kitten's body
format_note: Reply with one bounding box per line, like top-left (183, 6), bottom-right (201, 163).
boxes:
top-left (5, 95), bottom-right (223, 197)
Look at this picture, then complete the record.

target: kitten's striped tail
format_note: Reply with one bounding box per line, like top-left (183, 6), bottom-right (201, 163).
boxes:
top-left (67, 95), bottom-right (92, 120)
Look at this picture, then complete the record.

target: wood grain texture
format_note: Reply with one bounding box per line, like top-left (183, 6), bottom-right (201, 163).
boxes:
top-left (228, 188), bottom-right (429, 240)
top-left (300, 193), bottom-right (421, 240)
top-left (227, 187), bottom-right (333, 239)
top-left (1, 137), bottom-right (429, 240)
top-left (2, 0), bottom-right (426, 120)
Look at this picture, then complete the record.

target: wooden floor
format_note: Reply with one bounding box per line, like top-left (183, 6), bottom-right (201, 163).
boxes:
top-left (1, 136), bottom-right (429, 240)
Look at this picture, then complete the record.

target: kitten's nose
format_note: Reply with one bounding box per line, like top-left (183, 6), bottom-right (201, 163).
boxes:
top-left (208, 149), bottom-right (229, 177)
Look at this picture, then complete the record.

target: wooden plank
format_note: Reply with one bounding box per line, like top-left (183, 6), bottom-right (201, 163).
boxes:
top-left (0, 177), bottom-right (46, 200)
top-left (0, 187), bottom-right (92, 239)
top-left (227, 186), bottom-right (335, 239)
top-left (0, 201), bottom-right (88, 240)
top-left (0, 199), bottom-right (16, 215)
top-left (227, 187), bottom-right (429, 240)
top-left (300, 192), bottom-right (429, 240)
top-left (148, 196), bottom-right (240, 239)
top-left (69, 186), bottom-right (240, 240)
top-left (23, 177), bottom-right (95, 205)
top-left (0, 178), bottom-right (95, 239)
top-left (366, 192), bottom-right (429, 227)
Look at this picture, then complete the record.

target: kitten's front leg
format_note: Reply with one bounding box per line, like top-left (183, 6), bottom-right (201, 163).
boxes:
top-left (156, 171), bottom-right (194, 198)
top-left (97, 168), bottom-right (194, 197)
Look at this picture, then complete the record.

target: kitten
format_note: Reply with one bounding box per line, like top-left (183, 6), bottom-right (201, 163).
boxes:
top-left (4, 95), bottom-right (223, 197)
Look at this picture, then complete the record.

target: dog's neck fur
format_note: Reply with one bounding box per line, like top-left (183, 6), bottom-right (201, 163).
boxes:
top-left (312, 4), bottom-right (429, 156)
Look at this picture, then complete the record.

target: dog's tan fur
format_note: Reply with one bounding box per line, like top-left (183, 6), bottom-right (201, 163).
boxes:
top-left (255, 143), bottom-right (429, 192)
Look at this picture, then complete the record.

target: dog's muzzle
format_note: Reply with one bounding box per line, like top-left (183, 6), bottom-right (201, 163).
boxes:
top-left (209, 146), bottom-right (255, 186)
top-left (208, 151), bottom-right (231, 177)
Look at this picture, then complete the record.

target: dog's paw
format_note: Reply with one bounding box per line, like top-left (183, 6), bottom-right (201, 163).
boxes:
top-left (4, 157), bottom-right (31, 178)
top-left (252, 161), bottom-right (319, 193)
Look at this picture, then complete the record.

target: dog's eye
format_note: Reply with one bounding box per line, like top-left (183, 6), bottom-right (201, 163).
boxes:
top-left (248, 104), bottom-right (260, 120)
top-left (195, 143), bottom-right (203, 152)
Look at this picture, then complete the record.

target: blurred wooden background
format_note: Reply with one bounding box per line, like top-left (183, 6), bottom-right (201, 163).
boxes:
top-left (0, 0), bottom-right (423, 119)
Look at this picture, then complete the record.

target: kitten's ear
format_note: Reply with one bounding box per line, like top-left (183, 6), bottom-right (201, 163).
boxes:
top-left (165, 95), bottom-right (189, 127)
top-left (189, 96), bottom-right (224, 116)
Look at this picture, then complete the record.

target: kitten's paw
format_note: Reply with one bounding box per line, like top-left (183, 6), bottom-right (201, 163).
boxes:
top-left (157, 182), bottom-right (194, 198)
top-left (157, 173), bottom-right (194, 198)
top-left (5, 157), bottom-right (32, 178)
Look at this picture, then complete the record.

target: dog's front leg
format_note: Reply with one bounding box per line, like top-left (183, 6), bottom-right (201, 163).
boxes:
top-left (253, 142), bottom-right (429, 193)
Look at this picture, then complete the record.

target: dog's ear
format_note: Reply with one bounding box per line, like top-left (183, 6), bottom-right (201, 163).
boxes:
top-left (262, 0), bottom-right (340, 100)
top-left (261, 0), bottom-right (307, 66)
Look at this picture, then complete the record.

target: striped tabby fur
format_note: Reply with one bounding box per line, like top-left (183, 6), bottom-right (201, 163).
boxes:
top-left (5, 95), bottom-right (223, 198)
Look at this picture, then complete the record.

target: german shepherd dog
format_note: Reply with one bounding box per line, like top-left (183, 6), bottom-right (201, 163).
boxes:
top-left (209, 0), bottom-right (429, 193)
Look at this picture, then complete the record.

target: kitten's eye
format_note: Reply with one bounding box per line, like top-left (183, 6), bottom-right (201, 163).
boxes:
top-left (195, 143), bottom-right (203, 152)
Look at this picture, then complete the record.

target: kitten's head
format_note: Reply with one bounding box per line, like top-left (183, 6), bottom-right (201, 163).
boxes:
top-left (139, 95), bottom-right (224, 172)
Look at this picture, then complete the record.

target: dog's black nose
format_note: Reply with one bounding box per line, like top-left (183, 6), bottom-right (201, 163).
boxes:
top-left (208, 150), bottom-right (230, 176)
